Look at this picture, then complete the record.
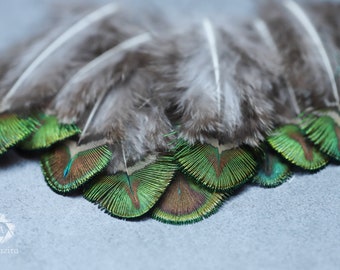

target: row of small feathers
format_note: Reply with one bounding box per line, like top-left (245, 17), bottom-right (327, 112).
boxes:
top-left (0, 0), bottom-right (340, 170)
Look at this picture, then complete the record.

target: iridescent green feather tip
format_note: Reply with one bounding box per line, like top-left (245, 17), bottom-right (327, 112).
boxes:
top-left (41, 142), bottom-right (112, 193)
top-left (0, 113), bottom-right (39, 155)
top-left (20, 114), bottom-right (80, 150)
top-left (300, 111), bottom-right (340, 161)
top-left (267, 124), bottom-right (328, 170)
top-left (253, 148), bottom-right (292, 188)
top-left (152, 172), bottom-right (227, 225)
top-left (175, 140), bottom-right (257, 191)
top-left (84, 155), bottom-right (177, 218)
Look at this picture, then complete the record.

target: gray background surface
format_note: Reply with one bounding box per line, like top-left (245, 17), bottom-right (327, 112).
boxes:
top-left (0, 1), bottom-right (339, 269)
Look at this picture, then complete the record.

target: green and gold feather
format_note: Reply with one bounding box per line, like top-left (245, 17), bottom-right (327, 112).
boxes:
top-left (19, 114), bottom-right (80, 150)
top-left (300, 111), bottom-right (340, 161)
top-left (84, 155), bottom-right (177, 218)
top-left (41, 141), bottom-right (112, 193)
top-left (253, 146), bottom-right (292, 188)
top-left (152, 172), bottom-right (227, 225)
top-left (175, 140), bottom-right (257, 191)
top-left (267, 124), bottom-right (328, 170)
top-left (0, 113), bottom-right (39, 155)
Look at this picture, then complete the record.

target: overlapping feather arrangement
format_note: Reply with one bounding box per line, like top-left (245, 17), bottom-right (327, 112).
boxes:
top-left (1, 0), bottom-right (340, 224)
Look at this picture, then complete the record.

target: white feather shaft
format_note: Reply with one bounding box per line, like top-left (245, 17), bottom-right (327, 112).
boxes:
top-left (203, 19), bottom-right (221, 116)
top-left (2, 3), bottom-right (119, 103)
top-left (253, 19), bottom-right (278, 53)
top-left (284, 0), bottom-right (339, 105)
top-left (79, 87), bottom-right (107, 141)
top-left (121, 144), bottom-right (131, 178)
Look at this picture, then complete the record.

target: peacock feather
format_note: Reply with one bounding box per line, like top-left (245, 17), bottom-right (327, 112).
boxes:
top-left (1, 0), bottom-right (340, 225)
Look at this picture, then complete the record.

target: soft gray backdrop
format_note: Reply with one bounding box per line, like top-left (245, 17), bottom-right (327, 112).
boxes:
top-left (0, 1), bottom-right (339, 269)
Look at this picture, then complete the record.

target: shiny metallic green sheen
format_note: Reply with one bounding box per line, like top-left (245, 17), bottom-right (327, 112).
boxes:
top-left (41, 143), bottom-right (112, 194)
top-left (84, 155), bottom-right (177, 218)
top-left (0, 113), bottom-right (39, 155)
top-left (20, 114), bottom-right (80, 150)
top-left (152, 172), bottom-right (227, 225)
top-left (175, 140), bottom-right (257, 191)
top-left (253, 151), bottom-right (292, 188)
top-left (300, 113), bottom-right (340, 161)
top-left (267, 124), bottom-right (328, 170)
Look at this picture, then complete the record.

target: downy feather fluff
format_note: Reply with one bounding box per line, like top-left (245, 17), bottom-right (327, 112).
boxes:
top-left (158, 19), bottom-right (280, 146)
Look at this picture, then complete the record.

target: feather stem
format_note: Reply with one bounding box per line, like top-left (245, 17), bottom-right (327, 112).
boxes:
top-left (121, 143), bottom-right (131, 177)
top-left (79, 89), bottom-right (107, 141)
top-left (203, 19), bottom-right (222, 120)
top-left (253, 19), bottom-right (277, 52)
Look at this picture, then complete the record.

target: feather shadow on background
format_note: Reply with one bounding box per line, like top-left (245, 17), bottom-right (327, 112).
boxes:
top-left (0, 0), bottom-right (340, 225)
